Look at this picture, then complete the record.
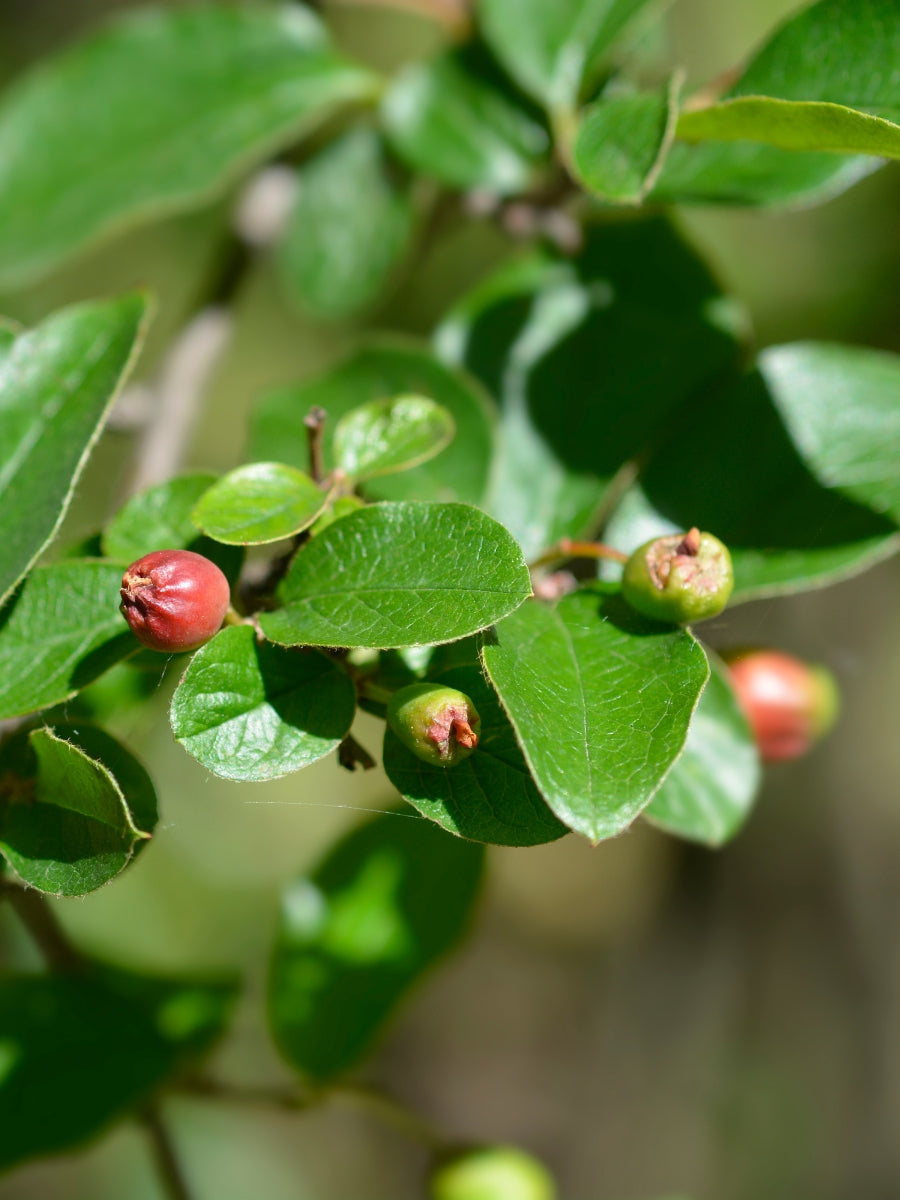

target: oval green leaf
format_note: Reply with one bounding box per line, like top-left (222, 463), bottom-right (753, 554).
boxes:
top-left (268, 809), bottom-right (484, 1080)
top-left (646, 655), bottom-right (761, 846)
top-left (0, 293), bottom-right (150, 607)
top-left (334, 395), bottom-right (455, 483)
top-left (0, 5), bottom-right (377, 286)
top-left (482, 588), bottom-right (710, 842)
top-left (191, 462), bottom-right (327, 546)
top-left (170, 625), bottom-right (356, 782)
top-left (259, 502), bottom-right (532, 650)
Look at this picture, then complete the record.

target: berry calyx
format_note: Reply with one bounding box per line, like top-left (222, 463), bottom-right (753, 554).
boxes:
top-left (722, 648), bottom-right (839, 763)
top-left (120, 549), bottom-right (231, 653)
top-left (429, 1145), bottom-right (557, 1200)
top-left (387, 682), bottom-right (481, 767)
top-left (621, 527), bottom-right (733, 624)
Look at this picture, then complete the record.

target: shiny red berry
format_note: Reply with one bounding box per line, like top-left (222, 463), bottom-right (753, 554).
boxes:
top-left (723, 648), bottom-right (839, 763)
top-left (120, 549), bottom-right (231, 653)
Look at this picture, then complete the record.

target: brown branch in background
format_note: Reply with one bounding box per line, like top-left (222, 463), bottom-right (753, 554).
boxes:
top-left (1, 882), bottom-right (86, 973)
top-left (141, 1106), bottom-right (196, 1200)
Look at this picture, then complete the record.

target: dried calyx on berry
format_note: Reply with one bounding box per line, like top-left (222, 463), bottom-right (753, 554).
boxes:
top-left (120, 549), bottom-right (231, 653)
top-left (621, 527), bottom-right (733, 624)
top-left (722, 648), bottom-right (839, 763)
top-left (387, 682), bottom-right (481, 767)
top-left (429, 1144), bottom-right (557, 1200)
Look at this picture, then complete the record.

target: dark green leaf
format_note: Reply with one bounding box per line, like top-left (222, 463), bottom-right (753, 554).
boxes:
top-left (0, 562), bottom-right (135, 720)
top-left (249, 340), bottom-right (495, 506)
top-left (482, 588), bottom-right (709, 842)
top-left (476, 0), bottom-right (656, 109)
top-left (383, 664), bottom-right (567, 846)
top-left (101, 472), bottom-right (243, 580)
top-left (0, 726), bottom-right (153, 895)
top-left (646, 655), bottom-right (760, 846)
top-left (191, 462), bottom-right (327, 546)
top-left (574, 73), bottom-right (682, 203)
top-left (0, 5), bottom-right (377, 285)
top-left (381, 47), bottom-right (549, 193)
top-left (269, 809), bottom-right (484, 1080)
top-left (277, 126), bottom-right (414, 319)
top-left (170, 625), bottom-right (356, 781)
top-left (0, 295), bottom-right (150, 607)
top-left (259, 502), bottom-right (531, 650)
top-left (436, 217), bottom-right (742, 557)
top-left (334, 395), bottom-right (455, 482)
top-left (0, 966), bottom-right (236, 1171)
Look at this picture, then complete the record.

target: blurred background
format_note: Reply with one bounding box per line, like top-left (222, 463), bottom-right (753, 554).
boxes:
top-left (1, 1), bottom-right (899, 1197)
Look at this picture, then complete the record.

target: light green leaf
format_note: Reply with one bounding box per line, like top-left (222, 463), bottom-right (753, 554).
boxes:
top-left (0, 4), bottom-right (378, 286)
top-left (574, 73), bottom-right (683, 203)
top-left (278, 126), bottom-right (414, 320)
top-left (482, 588), bottom-right (709, 842)
top-left (0, 967), bottom-right (236, 1171)
top-left (678, 96), bottom-right (900, 160)
top-left (259, 502), bottom-right (531, 650)
top-left (476, 0), bottom-right (657, 109)
top-left (0, 726), bottom-right (154, 896)
top-left (0, 562), bottom-right (135, 720)
top-left (269, 809), bottom-right (484, 1080)
top-left (381, 47), bottom-right (549, 194)
top-left (383, 663), bottom-right (567, 846)
top-left (0, 294), bottom-right (150, 607)
top-left (249, 339), bottom-right (495, 506)
top-left (191, 462), bottom-right (327, 546)
top-left (171, 625), bottom-right (356, 782)
top-left (646, 656), bottom-right (761, 846)
top-left (334, 395), bottom-right (455, 482)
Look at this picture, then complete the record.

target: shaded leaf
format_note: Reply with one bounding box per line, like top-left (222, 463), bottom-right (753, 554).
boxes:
top-left (259, 502), bottom-right (531, 650)
top-left (0, 294), bottom-right (150, 607)
top-left (334, 395), bottom-right (455, 482)
top-left (277, 126), bottom-right (414, 319)
top-left (482, 588), bottom-right (709, 841)
top-left (249, 339), bottom-right (495, 506)
top-left (191, 462), bottom-right (327, 546)
top-left (269, 809), bottom-right (484, 1080)
top-left (171, 625), bottom-right (356, 781)
top-left (0, 4), bottom-right (377, 285)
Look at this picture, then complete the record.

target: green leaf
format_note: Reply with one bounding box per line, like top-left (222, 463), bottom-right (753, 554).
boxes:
top-left (0, 965), bottom-right (236, 1171)
top-left (277, 126), bottom-right (414, 320)
top-left (646, 655), bottom-right (760, 846)
top-left (381, 47), bottom-right (549, 194)
top-left (605, 356), bottom-right (900, 601)
top-left (383, 664), bottom-right (567, 846)
top-left (0, 562), bottom-right (135, 720)
top-left (574, 73), bottom-right (683, 203)
top-left (677, 97), bottom-right (900, 160)
top-left (0, 4), bottom-right (378, 286)
top-left (0, 294), bottom-right (150, 607)
top-left (334, 395), bottom-right (455, 483)
top-left (269, 809), bottom-right (484, 1080)
top-left (481, 588), bottom-right (709, 842)
top-left (249, 340), bottom-right (495, 506)
top-left (436, 217), bottom-right (742, 558)
top-left (476, 0), bottom-right (657, 109)
top-left (0, 726), bottom-right (154, 896)
top-left (259, 502), bottom-right (531, 650)
top-left (170, 625), bottom-right (356, 782)
top-left (101, 472), bottom-right (243, 579)
top-left (655, 0), bottom-right (900, 207)
top-left (191, 462), bottom-right (327, 546)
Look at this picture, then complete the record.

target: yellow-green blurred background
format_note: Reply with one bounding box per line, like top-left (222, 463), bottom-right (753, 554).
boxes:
top-left (2, 1), bottom-right (900, 1197)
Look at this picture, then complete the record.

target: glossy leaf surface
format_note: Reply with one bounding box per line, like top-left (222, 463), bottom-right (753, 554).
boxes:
top-left (191, 462), bottom-right (327, 545)
top-left (334, 395), bottom-right (455, 482)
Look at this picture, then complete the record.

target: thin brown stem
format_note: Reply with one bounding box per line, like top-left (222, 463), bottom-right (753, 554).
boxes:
top-left (332, 1084), bottom-right (449, 1152)
top-left (530, 538), bottom-right (628, 572)
top-left (304, 406), bottom-right (328, 485)
top-left (141, 1106), bottom-right (195, 1200)
top-left (2, 882), bottom-right (86, 973)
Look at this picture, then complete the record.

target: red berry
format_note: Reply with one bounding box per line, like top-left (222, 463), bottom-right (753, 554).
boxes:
top-left (723, 649), bottom-right (839, 763)
top-left (120, 550), bottom-right (231, 653)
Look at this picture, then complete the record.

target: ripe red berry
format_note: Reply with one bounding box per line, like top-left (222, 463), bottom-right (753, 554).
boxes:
top-left (120, 549), bottom-right (231, 653)
top-left (723, 648), bottom-right (839, 763)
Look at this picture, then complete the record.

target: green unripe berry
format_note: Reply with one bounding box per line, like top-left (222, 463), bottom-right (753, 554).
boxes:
top-left (387, 682), bottom-right (480, 767)
top-left (621, 527), bottom-right (733, 624)
top-left (430, 1145), bottom-right (557, 1200)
